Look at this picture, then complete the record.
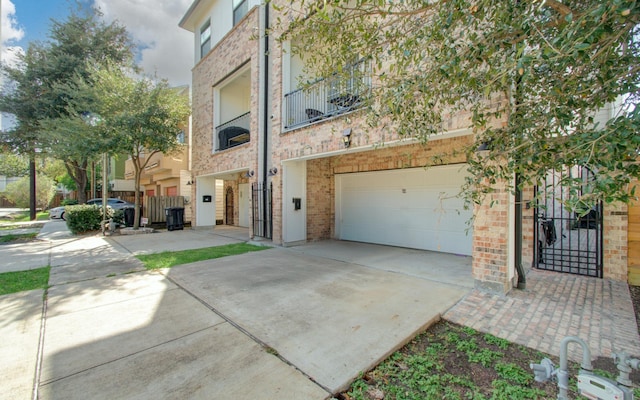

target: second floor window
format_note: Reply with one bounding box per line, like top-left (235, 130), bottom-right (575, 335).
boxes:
top-left (200, 20), bottom-right (211, 59)
top-left (233, 0), bottom-right (248, 26)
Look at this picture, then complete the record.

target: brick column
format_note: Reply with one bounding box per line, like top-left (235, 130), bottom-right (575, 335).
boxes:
top-left (472, 181), bottom-right (512, 294)
top-left (602, 201), bottom-right (628, 281)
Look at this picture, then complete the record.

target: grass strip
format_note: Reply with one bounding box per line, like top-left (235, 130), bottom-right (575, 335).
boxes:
top-left (0, 232), bottom-right (38, 244)
top-left (0, 211), bottom-right (49, 223)
top-left (0, 266), bottom-right (50, 296)
top-left (136, 243), bottom-right (269, 270)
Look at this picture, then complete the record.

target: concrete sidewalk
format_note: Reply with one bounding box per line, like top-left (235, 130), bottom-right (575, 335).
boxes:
top-left (2, 220), bottom-right (639, 399)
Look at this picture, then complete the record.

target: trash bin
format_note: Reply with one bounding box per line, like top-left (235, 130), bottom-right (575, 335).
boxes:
top-left (123, 207), bottom-right (136, 227)
top-left (165, 207), bottom-right (184, 231)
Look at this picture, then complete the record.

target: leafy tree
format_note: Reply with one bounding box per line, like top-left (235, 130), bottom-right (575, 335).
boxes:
top-left (4, 174), bottom-right (56, 209)
top-left (277, 0), bottom-right (640, 211)
top-left (0, 5), bottom-right (133, 205)
top-left (92, 67), bottom-right (190, 229)
top-left (0, 153), bottom-right (29, 177)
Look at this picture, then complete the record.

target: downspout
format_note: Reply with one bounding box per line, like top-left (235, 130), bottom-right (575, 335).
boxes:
top-left (515, 173), bottom-right (526, 289)
top-left (513, 72), bottom-right (526, 289)
top-left (512, 3), bottom-right (526, 289)
top-left (262, 2), bottom-right (270, 237)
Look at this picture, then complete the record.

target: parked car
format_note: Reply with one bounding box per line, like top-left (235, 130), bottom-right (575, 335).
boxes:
top-left (86, 198), bottom-right (135, 210)
top-left (49, 206), bottom-right (66, 220)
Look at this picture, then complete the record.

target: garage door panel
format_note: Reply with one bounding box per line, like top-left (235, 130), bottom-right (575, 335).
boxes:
top-left (337, 165), bottom-right (473, 255)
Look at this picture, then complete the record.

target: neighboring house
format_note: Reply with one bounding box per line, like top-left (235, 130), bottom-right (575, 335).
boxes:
top-left (179, 1), bottom-right (634, 294)
top-left (124, 85), bottom-right (193, 222)
top-left (0, 175), bottom-right (20, 192)
top-left (110, 154), bottom-right (135, 192)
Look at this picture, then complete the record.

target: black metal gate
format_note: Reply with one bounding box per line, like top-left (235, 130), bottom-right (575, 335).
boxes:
top-left (534, 167), bottom-right (603, 277)
top-left (251, 181), bottom-right (273, 239)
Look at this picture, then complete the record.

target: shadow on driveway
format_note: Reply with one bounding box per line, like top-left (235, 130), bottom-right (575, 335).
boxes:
top-left (37, 239), bottom-right (469, 398)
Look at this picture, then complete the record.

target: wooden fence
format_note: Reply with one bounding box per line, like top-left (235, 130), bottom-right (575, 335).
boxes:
top-left (0, 195), bottom-right (16, 208)
top-left (145, 196), bottom-right (185, 223)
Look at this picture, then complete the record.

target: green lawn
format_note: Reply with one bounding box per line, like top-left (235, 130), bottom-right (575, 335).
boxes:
top-left (0, 267), bottom-right (50, 296)
top-left (0, 210), bottom-right (49, 223)
top-left (0, 232), bottom-right (38, 243)
top-left (136, 243), bottom-right (270, 270)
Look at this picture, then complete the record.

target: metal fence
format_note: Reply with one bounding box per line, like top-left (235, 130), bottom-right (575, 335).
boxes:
top-left (534, 167), bottom-right (603, 278)
top-left (251, 181), bottom-right (272, 239)
top-left (283, 59), bottom-right (371, 130)
top-left (215, 111), bottom-right (250, 151)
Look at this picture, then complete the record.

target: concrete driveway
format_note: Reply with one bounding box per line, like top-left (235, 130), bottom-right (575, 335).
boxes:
top-left (33, 229), bottom-right (470, 399)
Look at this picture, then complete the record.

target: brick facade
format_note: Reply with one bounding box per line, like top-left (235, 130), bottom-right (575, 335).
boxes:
top-left (603, 202), bottom-right (628, 281)
top-left (471, 180), bottom-right (511, 293)
top-left (185, 1), bottom-right (632, 294)
top-left (189, 8), bottom-right (260, 227)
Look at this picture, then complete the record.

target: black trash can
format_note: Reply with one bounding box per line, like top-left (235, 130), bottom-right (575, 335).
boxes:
top-left (123, 207), bottom-right (136, 227)
top-left (123, 207), bottom-right (142, 227)
top-left (165, 207), bottom-right (184, 231)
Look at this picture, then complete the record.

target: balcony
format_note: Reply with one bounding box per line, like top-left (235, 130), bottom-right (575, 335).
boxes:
top-left (215, 111), bottom-right (250, 151)
top-left (283, 59), bottom-right (371, 130)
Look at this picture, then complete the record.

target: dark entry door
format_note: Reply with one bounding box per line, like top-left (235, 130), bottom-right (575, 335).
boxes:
top-left (534, 167), bottom-right (603, 277)
top-left (225, 187), bottom-right (234, 225)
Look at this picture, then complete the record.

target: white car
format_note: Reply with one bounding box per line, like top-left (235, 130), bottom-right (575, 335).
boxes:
top-left (86, 198), bottom-right (135, 210)
top-left (49, 206), bottom-right (66, 220)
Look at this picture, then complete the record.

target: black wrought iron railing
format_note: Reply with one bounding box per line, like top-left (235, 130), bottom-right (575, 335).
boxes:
top-left (215, 111), bottom-right (250, 151)
top-left (283, 59), bottom-right (371, 130)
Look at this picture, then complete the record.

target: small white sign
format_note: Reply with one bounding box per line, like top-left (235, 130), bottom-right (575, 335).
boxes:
top-left (141, 217), bottom-right (149, 226)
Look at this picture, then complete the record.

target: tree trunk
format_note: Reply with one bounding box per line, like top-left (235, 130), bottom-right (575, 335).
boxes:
top-left (65, 160), bottom-right (89, 204)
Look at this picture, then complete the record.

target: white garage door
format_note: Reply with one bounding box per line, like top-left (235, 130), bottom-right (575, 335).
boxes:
top-left (336, 164), bottom-right (473, 255)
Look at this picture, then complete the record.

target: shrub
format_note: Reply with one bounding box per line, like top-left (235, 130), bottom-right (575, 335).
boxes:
top-left (65, 205), bottom-right (102, 234)
top-left (4, 174), bottom-right (56, 209)
top-left (60, 199), bottom-right (79, 206)
top-left (111, 209), bottom-right (125, 227)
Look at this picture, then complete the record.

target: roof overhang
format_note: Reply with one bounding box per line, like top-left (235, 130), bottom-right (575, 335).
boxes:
top-left (179, 0), bottom-right (206, 32)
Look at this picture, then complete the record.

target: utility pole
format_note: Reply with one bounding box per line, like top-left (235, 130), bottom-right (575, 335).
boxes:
top-left (29, 151), bottom-right (36, 220)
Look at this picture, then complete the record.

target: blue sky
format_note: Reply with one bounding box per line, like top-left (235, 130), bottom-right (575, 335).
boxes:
top-left (2, 0), bottom-right (193, 86)
top-left (13, 0), bottom-right (78, 48)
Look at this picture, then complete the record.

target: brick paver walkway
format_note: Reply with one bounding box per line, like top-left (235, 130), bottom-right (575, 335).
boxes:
top-left (444, 269), bottom-right (640, 362)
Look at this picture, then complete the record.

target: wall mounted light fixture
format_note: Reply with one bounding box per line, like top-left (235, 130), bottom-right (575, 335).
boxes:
top-left (186, 180), bottom-right (194, 185)
top-left (268, 167), bottom-right (278, 176)
top-left (476, 140), bottom-right (491, 152)
top-left (244, 170), bottom-right (255, 178)
top-left (342, 128), bottom-right (352, 148)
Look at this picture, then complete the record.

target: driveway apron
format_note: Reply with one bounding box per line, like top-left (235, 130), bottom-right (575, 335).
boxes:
top-left (166, 247), bottom-right (468, 393)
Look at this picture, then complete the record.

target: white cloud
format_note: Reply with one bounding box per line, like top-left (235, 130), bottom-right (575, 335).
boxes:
top-left (1, 0), bottom-right (25, 68)
top-left (1, 0), bottom-right (24, 42)
top-left (94, 0), bottom-right (194, 87)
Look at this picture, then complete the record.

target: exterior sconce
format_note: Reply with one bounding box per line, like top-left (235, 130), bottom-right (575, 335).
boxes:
top-left (268, 167), bottom-right (278, 176)
top-left (244, 170), bottom-right (255, 178)
top-left (476, 140), bottom-right (491, 152)
top-left (186, 180), bottom-right (194, 185)
top-left (342, 128), bottom-right (352, 148)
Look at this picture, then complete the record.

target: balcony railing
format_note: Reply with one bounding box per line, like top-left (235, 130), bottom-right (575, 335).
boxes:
top-left (283, 59), bottom-right (371, 130)
top-left (215, 111), bottom-right (250, 151)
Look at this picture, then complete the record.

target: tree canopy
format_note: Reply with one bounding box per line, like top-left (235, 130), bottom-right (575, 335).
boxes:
top-left (0, 5), bottom-right (133, 204)
top-left (277, 0), bottom-right (640, 211)
top-left (90, 67), bottom-right (191, 228)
